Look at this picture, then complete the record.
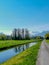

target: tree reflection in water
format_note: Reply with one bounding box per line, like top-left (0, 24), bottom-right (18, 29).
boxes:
top-left (14, 44), bottom-right (30, 53)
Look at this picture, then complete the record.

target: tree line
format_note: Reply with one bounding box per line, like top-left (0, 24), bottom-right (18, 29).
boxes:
top-left (0, 28), bottom-right (30, 40)
top-left (0, 29), bottom-right (49, 40)
top-left (11, 28), bottom-right (30, 40)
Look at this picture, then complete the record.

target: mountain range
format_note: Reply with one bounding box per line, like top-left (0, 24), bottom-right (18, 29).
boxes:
top-left (33, 31), bottom-right (49, 37)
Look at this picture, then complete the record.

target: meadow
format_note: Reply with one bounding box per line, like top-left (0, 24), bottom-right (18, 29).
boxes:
top-left (46, 40), bottom-right (49, 43)
top-left (1, 40), bottom-right (41, 65)
top-left (0, 39), bottom-right (37, 50)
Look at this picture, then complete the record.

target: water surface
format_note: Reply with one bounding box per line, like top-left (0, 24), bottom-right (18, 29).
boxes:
top-left (0, 42), bottom-right (36, 63)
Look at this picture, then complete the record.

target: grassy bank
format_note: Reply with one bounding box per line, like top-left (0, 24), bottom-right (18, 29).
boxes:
top-left (46, 40), bottom-right (49, 43)
top-left (1, 41), bottom-right (41, 65)
top-left (0, 39), bottom-right (37, 50)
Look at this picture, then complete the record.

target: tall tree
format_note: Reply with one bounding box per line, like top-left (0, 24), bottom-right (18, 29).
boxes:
top-left (12, 28), bottom-right (18, 40)
top-left (22, 29), bottom-right (25, 39)
top-left (25, 29), bottom-right (30, 40)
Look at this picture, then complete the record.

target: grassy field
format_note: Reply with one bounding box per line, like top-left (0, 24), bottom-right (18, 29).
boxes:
top-left (46, 40), bottom-right (49, 43)
top-left (0, 39), bottom-right (40, 50)
top-left (1, 41), bottom-right (41, 65)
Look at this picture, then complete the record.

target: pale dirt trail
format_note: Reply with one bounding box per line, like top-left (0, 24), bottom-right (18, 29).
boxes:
top-left (36, 40), bottom-right (49, 65)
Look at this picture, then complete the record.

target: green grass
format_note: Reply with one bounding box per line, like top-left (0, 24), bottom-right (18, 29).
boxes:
top-left (1, 41), bottom-right (41, 65)
top-left (46, 40), bottom-right (49, 43)
top-left (0, 39), bottom-right (39, 50)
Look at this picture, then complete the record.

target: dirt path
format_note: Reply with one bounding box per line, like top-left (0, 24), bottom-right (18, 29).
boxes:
top-left (36, 40), bottom-right (49, 65)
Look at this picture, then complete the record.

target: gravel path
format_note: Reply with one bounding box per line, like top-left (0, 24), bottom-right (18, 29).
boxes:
top-left (36, 40), bottom-right (49, 65)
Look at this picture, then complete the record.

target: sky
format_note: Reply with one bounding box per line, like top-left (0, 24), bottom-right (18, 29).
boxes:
top-left (0, 0), bottom-right (49, 35)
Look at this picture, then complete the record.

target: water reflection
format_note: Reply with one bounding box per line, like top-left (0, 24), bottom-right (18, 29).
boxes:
top-left (14, 44), bottom-right (30, 53)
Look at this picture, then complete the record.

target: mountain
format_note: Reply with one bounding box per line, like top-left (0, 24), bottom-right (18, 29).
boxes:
top-left (33, 31), bottom-right (49, 37)
top-left (0, 32), bottom-right (4, 35)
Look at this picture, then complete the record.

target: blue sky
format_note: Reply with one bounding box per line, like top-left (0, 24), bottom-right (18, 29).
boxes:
top-left (0, 0), bottom-right (49, 35)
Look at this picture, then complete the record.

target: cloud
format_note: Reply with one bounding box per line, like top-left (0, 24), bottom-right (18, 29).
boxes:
top-left (30, 24), bottom-right (49, 32)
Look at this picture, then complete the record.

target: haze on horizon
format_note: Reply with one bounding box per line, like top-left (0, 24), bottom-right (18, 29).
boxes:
top-left (0, 0), bottom-right (49, 35)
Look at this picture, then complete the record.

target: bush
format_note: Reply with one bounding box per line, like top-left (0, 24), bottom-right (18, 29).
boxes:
top-left (45, 33), bottom-right (49, 39)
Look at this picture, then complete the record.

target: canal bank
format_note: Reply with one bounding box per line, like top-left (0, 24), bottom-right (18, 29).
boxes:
top-left (1, 41), bottom-right (42, 65)
top-left (0, 40), bottom-right (36, 51)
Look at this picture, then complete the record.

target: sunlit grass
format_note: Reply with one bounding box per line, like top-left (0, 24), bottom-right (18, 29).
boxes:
top-left (0, 39), bottom-right (40, 51)
top-left (46, 40), bottom-right (49, 43)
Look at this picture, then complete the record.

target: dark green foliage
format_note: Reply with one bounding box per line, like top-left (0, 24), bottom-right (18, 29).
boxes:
top-left (32, 36), bottom-right (44, 40)
top-left (45, 33), bottom-right (49, 39)
top-left (0, 34), bottom-right (6, 40)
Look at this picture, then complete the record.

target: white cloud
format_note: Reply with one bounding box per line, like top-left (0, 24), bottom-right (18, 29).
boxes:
top-left (29, 24), bottom-right (49, 32)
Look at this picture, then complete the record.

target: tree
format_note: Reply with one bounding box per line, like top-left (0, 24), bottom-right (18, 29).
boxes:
top-left (25, 29), bottom-right (30, 40)
top-left (18, 29), bottom-right (22, 40)
top-left (12, 29), bottom-right (18, 40)
top-left (12, 28), bottom-right (30, 40)
top-left (36, 36), bottom-right (44, 40)
top-left (45, 33), bottom-right (49, 39)
top-left (0, 34), bottom-right (6, 40)
top-left (6, 35), bottom-right (12, 40)
top-left (12, 28), bottom-right (22, 40)
top-left (21, 29), bottom-right (25, 39)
